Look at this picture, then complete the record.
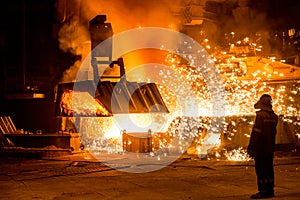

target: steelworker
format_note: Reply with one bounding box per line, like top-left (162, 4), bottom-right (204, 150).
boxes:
top-left (247, 94), bottom-right (278, 199)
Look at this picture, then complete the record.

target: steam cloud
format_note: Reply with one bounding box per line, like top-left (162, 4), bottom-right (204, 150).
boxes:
top-left (58, 16), bottom-right (90, 55)
top-left (58, 16), bottom-right (90, 82)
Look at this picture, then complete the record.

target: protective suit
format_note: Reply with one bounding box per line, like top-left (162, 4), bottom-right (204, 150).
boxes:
top-left (247, 94), bottom-right (278, 199)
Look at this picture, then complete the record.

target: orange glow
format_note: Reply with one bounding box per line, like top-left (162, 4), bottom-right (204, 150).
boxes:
top-left (121, 49), bottom-right (169, 76)
top-left (60, 90), bottom-right (109, 116)
top-left (61, 32), bottom-right (300, 161)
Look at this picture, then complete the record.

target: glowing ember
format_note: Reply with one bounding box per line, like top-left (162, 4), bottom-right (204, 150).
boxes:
top-left (61, 32), bottom-right (300, 162)
top-left (158, 33), bottom-right (300, 160)
top-left (60, 90), bottom-right (109, 116)
top-left (224, 147), bottom-right (251, 161)
top-left (78, 117), bottom-right (122, 153)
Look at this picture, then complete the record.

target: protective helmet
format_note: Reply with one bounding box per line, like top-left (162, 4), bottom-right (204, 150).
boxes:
top-left (254, 94), bottom-right (273, 111)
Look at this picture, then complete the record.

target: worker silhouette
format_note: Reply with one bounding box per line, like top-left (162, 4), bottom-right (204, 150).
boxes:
top-left (247, 94), bottom-right (278, 199)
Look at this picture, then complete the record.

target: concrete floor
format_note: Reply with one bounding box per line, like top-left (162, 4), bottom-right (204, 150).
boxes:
top-left (0, 152), bottom-right (300, 200)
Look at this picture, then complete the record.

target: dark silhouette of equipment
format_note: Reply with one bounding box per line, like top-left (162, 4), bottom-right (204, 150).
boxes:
top-left (55, 15), bottom-right (169, 116)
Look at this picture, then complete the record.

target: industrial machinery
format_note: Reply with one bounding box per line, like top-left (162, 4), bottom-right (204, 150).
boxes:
top-left (55, 15), bottom-right (168, 117)
top-left (55, 15), bottom-right (169, 153)
top-left (54, 15), bottom-right (300, 156)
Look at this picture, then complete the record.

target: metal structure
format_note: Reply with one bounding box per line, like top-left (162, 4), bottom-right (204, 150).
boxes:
top-left (55, 15), bottom-right (169, 117)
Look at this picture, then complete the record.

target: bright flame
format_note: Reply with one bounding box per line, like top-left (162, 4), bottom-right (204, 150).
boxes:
top-left (113, 113), bottom-right (175, 133)
top-left (60, 90), bottom-right (109, 116)
top-left (129, 114), bottom-right (153, 128)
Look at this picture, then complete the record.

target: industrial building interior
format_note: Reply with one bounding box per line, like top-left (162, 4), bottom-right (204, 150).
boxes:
top-left (0, 0), bottom-right (300, 159)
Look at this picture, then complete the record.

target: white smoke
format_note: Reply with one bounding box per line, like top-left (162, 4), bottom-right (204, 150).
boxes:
top-left (58, 16), bottom-right (90, 82)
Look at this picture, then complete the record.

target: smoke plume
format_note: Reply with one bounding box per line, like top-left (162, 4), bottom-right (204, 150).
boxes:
top-left (57, 0), bottom-right (181, 82)
top-left (58, 16), bottom-right (90, 82)
top-left (58, 16), bottom-right (90, 55)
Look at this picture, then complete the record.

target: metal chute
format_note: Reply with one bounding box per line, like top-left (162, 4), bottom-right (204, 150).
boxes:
top-left (55, 15), bottom-right (168, 117)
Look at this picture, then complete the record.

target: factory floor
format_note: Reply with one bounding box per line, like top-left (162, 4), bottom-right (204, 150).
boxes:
top-left (0, 151), bottom-right (300, 200)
